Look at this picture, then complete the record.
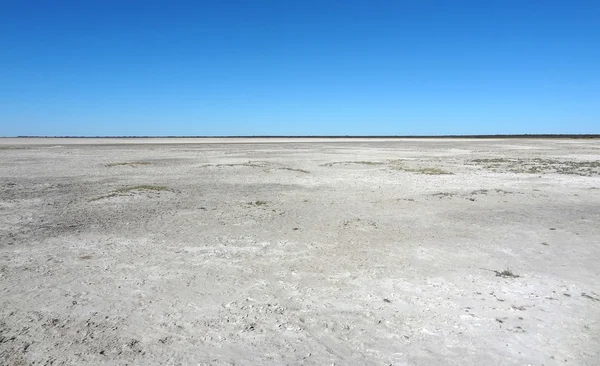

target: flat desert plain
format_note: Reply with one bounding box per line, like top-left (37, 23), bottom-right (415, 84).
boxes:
top-left (1, 138), bottom-right (599, 365)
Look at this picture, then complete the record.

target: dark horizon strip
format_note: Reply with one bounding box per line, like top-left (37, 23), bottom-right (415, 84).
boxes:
top-left (9, 134), bottom-right (600, 139)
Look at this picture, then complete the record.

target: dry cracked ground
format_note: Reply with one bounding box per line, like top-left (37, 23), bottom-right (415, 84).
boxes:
top-left (1, 138), bottom-right (599, 365)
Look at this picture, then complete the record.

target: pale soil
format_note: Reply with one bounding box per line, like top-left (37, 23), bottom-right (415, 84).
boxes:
top-left (1, 138), bottom-right (599, 365)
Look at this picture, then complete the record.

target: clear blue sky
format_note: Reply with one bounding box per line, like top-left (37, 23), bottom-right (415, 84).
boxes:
top-left (1, 1), bottom-right (599, 136)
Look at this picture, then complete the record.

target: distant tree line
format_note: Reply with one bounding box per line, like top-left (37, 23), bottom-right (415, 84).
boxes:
top-left (13, 134), bottom-right (600, 139)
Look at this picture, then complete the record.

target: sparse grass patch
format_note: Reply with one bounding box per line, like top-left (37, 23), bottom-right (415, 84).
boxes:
top-left (431, 192), bottom-right (456, 198)
top-left (433, 188), bottom-right (516, 200)
top-left (115, 185), bottom-right (171, 193)
top-left (202, 161), bottom-right (268, 168)
top-left (321, 161), bottom-right (384, 167)
top-left (393, 166), bottom-right (453, 175)
top-left (88, 193), bottom-right (119, 202)
top-left (248, 200), bottom-right (268, 206)
top-left (355, 161), bottom-right (384, 166)
top-left (470, 188), bottom-right (515, 196)
top-left (471, 158), bottom-right (514, 164)
top-left (105, 161), bottom-right (152, 167)
top-left (89, 185), bottom-right (172, 202)
top-left (582, 293), bottom-right (600, 302)
top-left (278, 167), bottom-right (310, 174)
top-left (0, 146), bottom-right (31, 150)
top-left (470, 157), bottom-right (600, 176)
top-left (494, 268), bottom-right (520, 278)
top-left (416, 167), bottom-right (452, 175)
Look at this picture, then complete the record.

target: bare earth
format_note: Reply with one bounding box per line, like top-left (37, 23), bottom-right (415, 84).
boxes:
top-left (1, 138), bottom-right (599, 365)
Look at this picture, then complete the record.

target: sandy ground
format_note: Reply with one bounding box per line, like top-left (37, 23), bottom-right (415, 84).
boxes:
top-left (1, 138), bottom-right (599, 365)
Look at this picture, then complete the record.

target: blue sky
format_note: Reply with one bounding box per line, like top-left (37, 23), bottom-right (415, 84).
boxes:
top-left (1, 1), bottom-right (599, 136)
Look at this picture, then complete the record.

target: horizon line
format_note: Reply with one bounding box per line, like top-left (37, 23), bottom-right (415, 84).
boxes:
top-left (5, 134), bottom-right (600, 139)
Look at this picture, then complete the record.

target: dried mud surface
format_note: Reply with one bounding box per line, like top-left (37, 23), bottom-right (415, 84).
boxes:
top-left (1, 138), bottom-right (599, 365)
